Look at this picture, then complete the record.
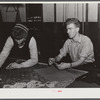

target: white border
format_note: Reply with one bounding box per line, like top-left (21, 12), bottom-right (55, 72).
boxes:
top-left (0, 1), bottom-right (100, 3)
top-left (0, 88), bottom-right (100, 98)
top-left (0, 1), bottom-right (100, 99)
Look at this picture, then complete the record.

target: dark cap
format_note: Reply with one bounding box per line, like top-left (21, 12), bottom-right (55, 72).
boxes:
top-left (12, 24), bottom-right (29, 39)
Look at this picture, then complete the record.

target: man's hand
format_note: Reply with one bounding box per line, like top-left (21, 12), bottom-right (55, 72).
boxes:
top-left (48, 58), bottom-right (55, 65)
top-left (55, 62), bottom-right (71, 70)
top-left (6, 62), bottom-right (23, 69)
top-left (55, 56), bottom-right (61, 62)
top-left (48, 56), bottom-right (61, 65)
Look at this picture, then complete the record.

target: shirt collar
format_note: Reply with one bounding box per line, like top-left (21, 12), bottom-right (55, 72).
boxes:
top-left (71, 34), bottom-right (81, 44)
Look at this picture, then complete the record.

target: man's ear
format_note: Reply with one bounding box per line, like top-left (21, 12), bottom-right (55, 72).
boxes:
top-left (76, 27), bottom-right (79, 32)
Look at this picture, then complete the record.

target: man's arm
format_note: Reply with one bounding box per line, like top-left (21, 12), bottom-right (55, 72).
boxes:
top-left (56, 37), bottom-right (94, 70)
top-left (0, 36), bottom-right (13, 68)
top-left (48, 40), bottom-right (69, 65)
top-left (70, 57), bottom-right (85, 68)
top-left (56, 57), bottom-right (86, 70)
top-left (20, 37), bottom-right (38, 68)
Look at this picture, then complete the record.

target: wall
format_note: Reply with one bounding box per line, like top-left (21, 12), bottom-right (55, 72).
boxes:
top-left (88, 3), bottom-right (98, 22)
top-left (0, 3), bottom-right (98, 22)
top-left (43, 4), bottom-right (54, 22)
top-left (43, 3), bottom-right (98, 22)
top-left (0, 4), bottom-right (26, 22)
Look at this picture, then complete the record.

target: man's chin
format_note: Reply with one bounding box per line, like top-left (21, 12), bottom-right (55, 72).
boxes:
top-left (69, 37), bottom-right (72, 39)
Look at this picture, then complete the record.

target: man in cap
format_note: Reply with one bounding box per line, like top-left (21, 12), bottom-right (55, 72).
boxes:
top-left (0, 23), bottom-right (38, 69)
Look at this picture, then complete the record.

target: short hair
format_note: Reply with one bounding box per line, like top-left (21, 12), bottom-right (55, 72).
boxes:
top-left (65, 18), bottom-right (80, 28)
top-left (12, 24), bottom-right (29, 40)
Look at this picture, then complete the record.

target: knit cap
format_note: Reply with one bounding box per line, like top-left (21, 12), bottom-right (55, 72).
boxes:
top-left (12, 24), bottom-right (29, 39)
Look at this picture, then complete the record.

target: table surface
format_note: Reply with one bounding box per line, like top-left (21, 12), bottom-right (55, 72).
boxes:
top-left (0, 59), bottom-right (100, 88)
top-left (0, 63), bottom-right (50, 88)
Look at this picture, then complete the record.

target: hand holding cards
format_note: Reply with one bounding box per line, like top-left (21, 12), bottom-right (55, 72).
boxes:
top-left (48, 58), bottom-right (60, 68)
top-left (48, 58), bottom-right (55, 65)
top-left (50, 60), bottom-right (71, 70)
top-left (55, 62), bottom-right (71, 70)
top-left (48, 56), bottom-right (61, 66)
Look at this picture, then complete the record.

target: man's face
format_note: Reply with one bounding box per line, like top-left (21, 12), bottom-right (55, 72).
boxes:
top-left (66, 23), bottom-right (79, 39)
top-left (15, 38), bottom-right (26, 46)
